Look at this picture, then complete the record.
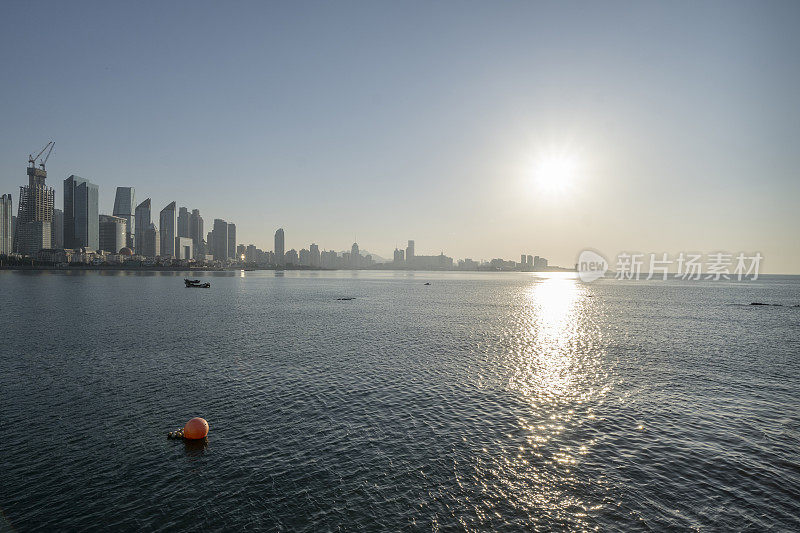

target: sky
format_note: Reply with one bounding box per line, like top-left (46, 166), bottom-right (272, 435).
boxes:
top-left (1, 1), bottom-right (798, 272)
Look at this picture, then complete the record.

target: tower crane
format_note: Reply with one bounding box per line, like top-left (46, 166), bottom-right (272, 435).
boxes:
top-left (28, 141), bottom-right (55, 170)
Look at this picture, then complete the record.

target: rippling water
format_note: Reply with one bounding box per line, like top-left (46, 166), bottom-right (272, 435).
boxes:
top-left (1, 270), bottom-right (799, 531)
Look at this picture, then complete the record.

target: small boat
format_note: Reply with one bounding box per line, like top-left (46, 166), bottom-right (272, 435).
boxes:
top-left (185, 278), bottom-right (210, 288)
top-left (424, 282), bottom-right (431, 285)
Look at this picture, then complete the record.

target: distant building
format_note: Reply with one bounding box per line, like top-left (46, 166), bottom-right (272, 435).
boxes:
top-left (134, 199), bottom-right (151, 255)
top-left (299, 248), bottom-right (310, 266)
top-left (175, 236), bottom-right (193, 260)
top-left (159, 201), bottom-right (177, 258)
top-left (285, 248), bottom-right (298, 265)
top-left (52, 208), bottom-right (63, 249)
top-left (112, 187), bottom-right (136, 249)
top-left (212, 219), bottom-right (228, 261)
top-left (189, 209), bottom-right (203, 259)
top-left (351, 243), bottom-right (360, 268)
top-left (405, 240), bottom-right (415, 267)
top-left (227, 223), bottom-right (236, 259)
top-left (63, 175), bottom-right (99, 250)
top-left (140, 223), bottom-right (160, 258)
top-left (274, 228), bottom-right (285, 266)
top-left (206, 230), bottom-right (214, 254)
top-left (533, 256), bottom-right (548, 269)
top-left (414, 253), bottom-right (453, 270)
top-left (394, 248), bottom-right (405, 263)
top-left (98, 214), bottom-right (127, 253)
top-left (177, 206), bottom-right (190, 238)
top-left (15, 161), bottom-right (55, 255)
top-left (0, 194), bottom-right (12, 254)
top-left (309, 243), bottom-right (320, 268)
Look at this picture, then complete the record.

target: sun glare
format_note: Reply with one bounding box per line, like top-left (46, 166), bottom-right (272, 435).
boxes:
top-left (531, 151), bottom-right (580, 195)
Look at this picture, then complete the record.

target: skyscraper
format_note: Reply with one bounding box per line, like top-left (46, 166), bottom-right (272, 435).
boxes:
top-left (52, 208), bottom-right (63, 249)
top-left (274, 228), bottom-right (285, 266)
top-left (406, 240), bottom-right (415, 267)
top-left (159, 201), bottom-right (177, 258)
top-left (351, 242), bottom-right (360, 268)
top-left (15, 160), bottom-right (54, 254)
top-left (99, 214), bottom-right (127, 253)
top-left (177, 206), bottom-right (190, 238)
top-left (212, 219), bottom-right (228, 261)
top-left (310, 243), bottom-right (320, 268)
top-left (63, 175), bottom-right (99, 250)
top-left (112, 187), bottom-right (136, 249)
top-left (394, 248), bottom-right (404, 263)
top-left (189, 209), bottom-right (203, 258)
top-left (227, 223), bottom-right (236, 260)
top-left (134, 198), bottom-right (151, 255)
top-left (0, 194), bottom-right (12, 255)
top-left (141, 223), bottom-right (160, 258)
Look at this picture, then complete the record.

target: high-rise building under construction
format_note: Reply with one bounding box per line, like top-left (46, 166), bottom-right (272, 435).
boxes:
top-left (15, 143), bottom-right (55, 255)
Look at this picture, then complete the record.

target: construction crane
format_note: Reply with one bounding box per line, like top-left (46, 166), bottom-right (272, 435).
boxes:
top-left (28, 141), bottom-right (55, 170)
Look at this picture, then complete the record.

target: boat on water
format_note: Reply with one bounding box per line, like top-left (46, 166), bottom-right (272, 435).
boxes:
top-left (184, 278), bottom-right (211, 288)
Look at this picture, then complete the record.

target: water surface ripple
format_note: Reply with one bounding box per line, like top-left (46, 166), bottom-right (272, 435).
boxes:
top-left (1, 271), bottom-right (799, 531)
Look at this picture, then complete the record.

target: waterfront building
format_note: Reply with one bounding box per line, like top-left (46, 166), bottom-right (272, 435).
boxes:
top-left (405, 240), bottom-right (415, 267)
top-left (309, 243), bottom-right (320, 268)
top-left (212, 219), bottom-right (228, 261)
top-left (227, 223), bottom-right (236, 259)
top-left (189, 209), bottom-right (203, 259)
top-left (177, 207), bottom-right (190, 238)
top-left (285, 248), bottom-right (298, 266)
top-left (134, 199), bottom-right (151, 255)
top-left (159, 202), bottom-right (177, 258)
top-left (351, 243), bottom-right (360, 268)
top-left (299, 248), bottom-right (310, 266)
top-left (52, 209), bottom-right (63, 249)
top-left (63, 175), bottom-right (99, 250)
top-left (175, 237), bottom-right (193, 260)
top-left (0, 194), bottom-right (12, 254)
top-left (413, 253), bottom-right (454, 270)
top-left (112, 187), bottom-right (136, 249)
top-left (15, 163), bottom-right (55, 254)
top-left (245, 244), bottom-right (257, 263)
top-left (394, 248), bottom-right (404, 263)
top-left (274, 228), bottom-right (285, 266)
top-left (140, 223), bottom-right (160, 258)
top-left (98, 214), bottom-right (127, 253)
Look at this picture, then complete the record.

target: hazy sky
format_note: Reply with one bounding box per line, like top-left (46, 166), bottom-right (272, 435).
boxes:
top-left (1, 1), bottom-right (798, 271)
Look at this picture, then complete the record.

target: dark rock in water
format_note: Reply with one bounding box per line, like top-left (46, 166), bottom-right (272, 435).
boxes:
top-left (424, 282), bottom-right (431, 285)
top-left (336, 297), bottom-right (355, 301)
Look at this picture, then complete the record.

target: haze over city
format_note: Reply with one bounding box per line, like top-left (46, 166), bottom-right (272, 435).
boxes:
top-left (1, 1), bottom-right (798, 272)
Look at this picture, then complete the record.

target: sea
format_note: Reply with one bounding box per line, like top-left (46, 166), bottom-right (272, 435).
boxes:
top-left (1, 270), bottom-right (798, 531)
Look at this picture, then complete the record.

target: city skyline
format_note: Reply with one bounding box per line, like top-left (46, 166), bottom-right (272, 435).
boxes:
top-left (1, 2), bottom-right (798, 272)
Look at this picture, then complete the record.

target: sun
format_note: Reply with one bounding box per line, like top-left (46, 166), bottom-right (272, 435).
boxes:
top-left (531, 151), bottom-right (580, 195)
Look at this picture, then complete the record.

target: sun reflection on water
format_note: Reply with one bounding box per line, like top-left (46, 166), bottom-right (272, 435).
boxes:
top-left (490, 274), bottom-right (611, 527)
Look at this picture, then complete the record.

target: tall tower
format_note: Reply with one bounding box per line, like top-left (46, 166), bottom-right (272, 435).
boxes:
top-left (134, 198), bottom-right (151, 255)
top-left (405, 240), bottom-right (415, 267)
top-left (177, 206), bottom-right (190, 238)
top-left (0, 194), bottom-right (12, 255)
top-left (274, 228), bottom-right (285, 266)
top-left (113, 187), bottom-right (136, 249)
top-left (227, 223), bottom-right (236, 259)
top-left (159, 201), bottom-right (177, 258)
top-left (212, 219), bottom-right (228, 261)
top-left (15, 144), bottom-right (55, 255)
top-left (63, 175), bottom-right (99, 250)
top-left (189, 209), bottom-right (203, 259)
top-left (351, 242), bottom-right (360, 268)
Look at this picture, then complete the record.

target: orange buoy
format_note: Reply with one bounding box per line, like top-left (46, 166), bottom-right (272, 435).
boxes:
top-left (183, 417), bottom-right (209, 439)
